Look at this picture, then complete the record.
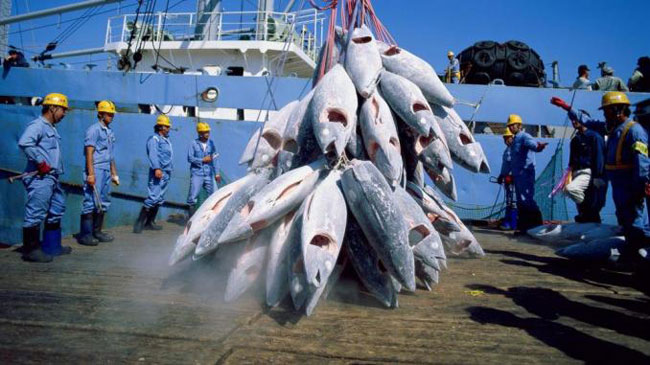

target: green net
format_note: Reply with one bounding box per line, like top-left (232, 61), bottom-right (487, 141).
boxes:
top-left (447, 145), bottom-right (568, 221)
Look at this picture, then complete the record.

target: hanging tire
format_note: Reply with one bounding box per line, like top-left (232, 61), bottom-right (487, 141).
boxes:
top-left (474, 41), bottom-right (496, 50)
top-left (506, 40), bottom-right (529, 51)
top-left (474, 49), bottom-right (496, 68)
top-left (507, 51), bottom-right (529, 71)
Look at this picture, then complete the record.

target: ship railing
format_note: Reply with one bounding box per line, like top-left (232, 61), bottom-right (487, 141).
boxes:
top-left (105, 9), bottom-right (325, 60)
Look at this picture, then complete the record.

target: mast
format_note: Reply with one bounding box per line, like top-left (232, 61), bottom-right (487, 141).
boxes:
top-left (195, 0), bottom-right (222, 41)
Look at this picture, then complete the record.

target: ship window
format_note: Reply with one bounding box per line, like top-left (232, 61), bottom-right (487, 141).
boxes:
top-left (226, 66), bottom-right (244, 76)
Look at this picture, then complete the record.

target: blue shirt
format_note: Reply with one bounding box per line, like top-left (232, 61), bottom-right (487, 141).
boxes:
top-left (500, 144), bottom-right (512, 177)
top-left (187, 138), bottom-right (218, 176)
top-left (84, 122), bottom-right (115, 170)
top-left (147, 134), bottom-right (173, 172)
top-left (510, 131), bottom-right (539, 173)
top-left (605, 119), bottom-right (650, 188)
top-left (18, 116), bottom-right (64, 175)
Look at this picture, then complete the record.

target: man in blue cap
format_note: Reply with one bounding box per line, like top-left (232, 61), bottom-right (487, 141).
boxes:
top-left (18, 93), bottom-right (72, 262)
top-left (133, 114), bottom-right (173, 233)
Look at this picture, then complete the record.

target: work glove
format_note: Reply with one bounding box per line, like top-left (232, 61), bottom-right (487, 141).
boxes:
top-left (202, 155), bottom-right (212, 163)
top-left (536, 142), bottom-right (548, 152)
top-left (37, 161), bottom-right (51, 176)
top-left (550, 97), bottom-right (571, 111)
top-left (504, 175), bottom-right (513, 185)
top-left (645, 182), bottom-right (650, 197)
top-left (154, 169), bottom-right (163, 179)
top-left (86, 174), bottom-right (95, 186)
top-left (111, 175), bottom-right (120, 186)
top-left (593, 178), bottom-right (606, 188)
top-left (215, 173), bottom-right (222, 184)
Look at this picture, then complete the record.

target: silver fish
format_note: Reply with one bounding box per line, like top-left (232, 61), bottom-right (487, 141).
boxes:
top-left (239, 127), bottom-right (261, 165)
top-left (380, 70), bottom-right (436, 136)
top-left (431, 104), bottom-right (490, 174)
top-left (415, 258), bottom-right (439, 290)
top-left (279, 88), bottom-right (317, 173)
top-left (341, 160), bottom-right (416, 291)
top-left (266, 209), bottom-right (301, 307)
top-left (345, 217), bottom-right (398, 308)
top-left (249, 100), bottom-right (299, 169)
top-left (192, 169), bottom-right (273, 259)
top-left (555, 236), bottom-right (625, 262)
top-left (305, 258), bottom-right (346, 316)
top-left (393, 186), bottom-right (446, 271)
top-left (301, 170), bottom-right (347, 288)
top-left (423, 163), bottom-right (457, 201)
top-left (287, 213), bottom-right (309, 310)
top-left (218, 158), bottom-right (326, 245)
top-left (405, 182), bottom-right (460, 235)
top-left (309, 64), bottom-right (358, 158)
top-left (344, 25), bottom-right (383, 98)
top-left (224, 229), bottom-right (272, 303)
top-left (359, 93), bottom-right (403, 186)
top-left (377, 42), bottom-right (455, 108)
top-left (528, 223), bottom-right (622, 246)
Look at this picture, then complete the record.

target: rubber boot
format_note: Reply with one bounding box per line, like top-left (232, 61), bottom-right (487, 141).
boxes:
top-left (42, 221), bottom-right (72, 255)
top-left (77, 213), bottom-right (99, 246)
top-left (144, 205), bottom-right (163, 231)
top-left (22, 225), bottom-right (52, 263)
top-left (133, 206), bottom-right (148, 234)
top-left (93, 211), bottom-right (114, 242)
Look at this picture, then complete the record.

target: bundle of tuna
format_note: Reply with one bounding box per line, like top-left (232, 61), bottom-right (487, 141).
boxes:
top-left (168, 24), bottom-right (490, 315)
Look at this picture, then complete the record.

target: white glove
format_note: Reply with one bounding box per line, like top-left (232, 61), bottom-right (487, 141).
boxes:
top-left (592, 178), bottom-right (605, 188)
top-left (111, 175), bottom-right (120, 186)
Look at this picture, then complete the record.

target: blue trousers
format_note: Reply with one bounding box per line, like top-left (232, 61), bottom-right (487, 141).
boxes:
top-left (81, 168), bottom-right (112, 214)
top-left (611, 177), bottom-right (650, 246)
top-left (23, 174), bottom-right (66, 227)
top-left (144, 169), bottom-right (171, 208)
top-left (513, 169), bottom-right (540, 213)
top-left (187, 173), bottom-right (215, 205)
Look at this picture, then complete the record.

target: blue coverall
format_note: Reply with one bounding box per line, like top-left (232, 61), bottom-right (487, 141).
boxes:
top-left (510, 130), bottom-right (543, 229)
top-left (18, 117), bottom-right (66, 228)
top-left (186, 138), bottom-right (218, 205)
top-left (499, 144), bottom-right (517, 229)
top-left (81, 122), bottom-right (115, 214)
top-left (144, 134), bottom-right (173, 208)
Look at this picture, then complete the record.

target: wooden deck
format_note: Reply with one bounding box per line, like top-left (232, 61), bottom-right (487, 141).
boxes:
top-left (0, 223), bottom-right (649, 364)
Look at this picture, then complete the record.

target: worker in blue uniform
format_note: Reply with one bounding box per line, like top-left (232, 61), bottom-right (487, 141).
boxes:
top-left (17, 93), bottom-right (71, 262)
top-left (133, 115), bottom-right (173, 233)
top-left (497, 128), bottom-right (517, 230)
top-left (633, 98), bottom-right (650, 262)
top-left (445, 51), bottom-right (460, 84)
top-left (77, 101), bottom-right (120, 246)
top-left (506, 114), bottom-right (548, 233)
top-left (554, 92), bottom-right (650, 257)
top-left (186, 122), bottom-right (221, 218)
top-left (550, 97), bottom-right (607, 223)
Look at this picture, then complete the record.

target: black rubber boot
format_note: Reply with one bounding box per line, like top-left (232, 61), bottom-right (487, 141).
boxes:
top-left (22, 225), bottom-right (53, 263)
top-left (93, 211), bottom-right (114, 242)
top-left (144, 205), bottom-right (163, 231)
top-left (43, 221), bottom-right (72, 255)
top-left (133, 206), bottom-right (148, 234)
top-left (77, 213), bottom-right (99, 246)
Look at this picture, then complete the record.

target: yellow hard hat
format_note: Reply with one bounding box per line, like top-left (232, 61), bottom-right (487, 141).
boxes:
top-left (156, 114), bottom-right (171, 127)
top-left (599, 91), bottom-right (630, 109)
top-left (43, 93), bottom-right (68, 109)
top-left (506, 114), bottom-right (523, 126)
top-left (97, 100), bottom-right (116, 114)
top-left (503, 128), bottom-right (514, 137)
top-left (196, 122), bottom-right (210, 133)
top-left (447, 51), bottom-right (454, 57)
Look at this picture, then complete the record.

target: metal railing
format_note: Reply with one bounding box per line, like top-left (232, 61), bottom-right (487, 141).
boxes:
top-left (105, 9), bottom-right (325, 60)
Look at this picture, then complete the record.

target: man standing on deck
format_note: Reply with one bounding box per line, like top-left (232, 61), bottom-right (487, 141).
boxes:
top-left (445, 51), bottom-right (460, 84)
top-left (133, 115), bottom-right (173, 233)
top-left (497, 128), bottom-right (516, 230)
top-left (17, 93), bottom-right (72, 262)
top-left (77, 101), bottom-right (120, 246)
top-left (593, 64), bottom-right (629, 92)
top-left (571, 65), bottom-right (592, 90)
top-left (506, 114), bottom-right (547, 233)
top-left (552, 92), bottom-right (650, 260)
top-left (186, 122), bottom-right (221, 218)
top-left (552, 99), bottom-right (607, 223)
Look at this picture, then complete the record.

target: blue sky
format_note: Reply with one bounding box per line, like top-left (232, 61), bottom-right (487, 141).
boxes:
top-left (6, 0), bottom-right (649, 86)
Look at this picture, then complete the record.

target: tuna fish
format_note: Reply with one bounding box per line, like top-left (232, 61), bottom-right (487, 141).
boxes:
top-left (528, 223), bottom-right (622, 246)
top-left (344, 25), bottom-right (383, 98)
top-left (377, 41), bottom-right (455, 108)
top-left (301, 170), bottom-right (347, 288)
top-left (380, 70), bottom-right (438, 136)
top-left (304, 257), bottom-right (346, 316)
top-left (265, 209), bottom-right (301, 307)
top-left (555, 236), bottom-right (625, 262)
top-left (415, 258), bottom-right (439, 290)
top-left (287, 214), bottom-right (309, 310)
top-left (341, 160), bottom-right (416, 291)
top-left (309, 64), bottom-right (358, 158)
top-left (431, 104), bottom-right (490, 174)
top-left (405, 182), bottom-right (460, 235)
top-left (239, 127), bottom-right (261, 166)
top-left (424, 163), bottom-right (457, 201)
top-left (248, 100), bottom-right (299, 169)
top-left (345, 217), bottom-right (399, 308)
top-left (218, 158), bottom-right (327, 245)
top-left (359, 93), bottom-right (403, 186)
top-left (192, 169), bottom-right (273, 260)
top-left (224, 228), bottom-right (273, 302)
top-left (279, 88), bottom-right (317, 173)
